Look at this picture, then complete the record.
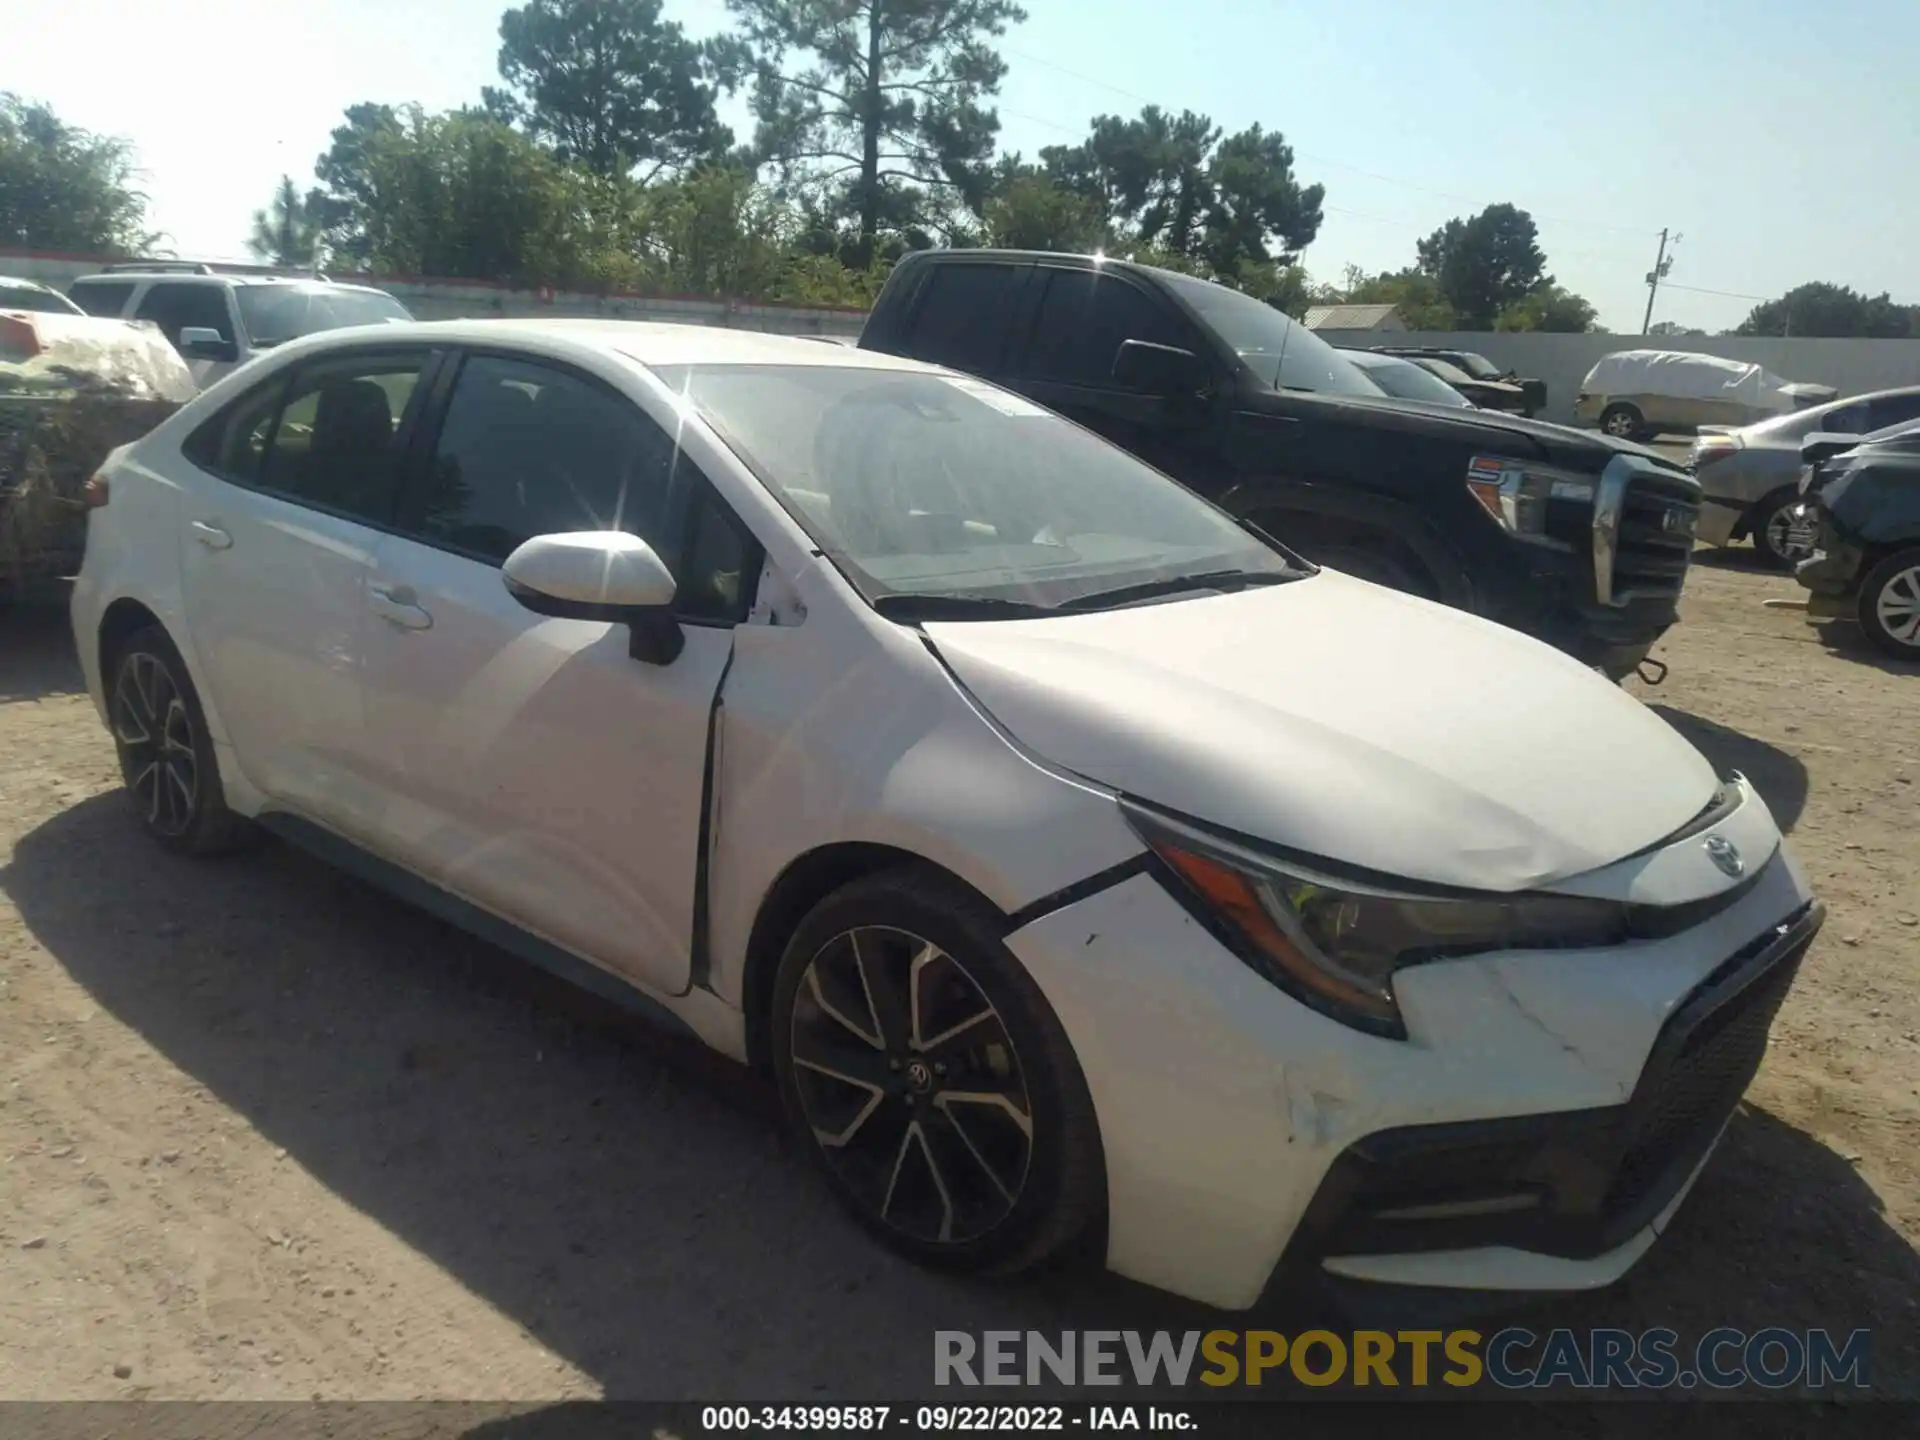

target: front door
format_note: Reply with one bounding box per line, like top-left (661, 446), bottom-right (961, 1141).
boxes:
top-left (177, 346), bottom-right (437, 831)
top-left (1006, 266), bottom-right (1229, 493)
top-left (355, 351), bottom-right (760, 996)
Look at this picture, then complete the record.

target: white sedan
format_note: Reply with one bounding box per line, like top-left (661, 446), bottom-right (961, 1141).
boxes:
top-left (71, 320), bottom-right (1822, 1311)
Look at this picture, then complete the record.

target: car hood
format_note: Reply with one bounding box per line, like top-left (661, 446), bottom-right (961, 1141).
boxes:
top-left (925, 572), bottom-right (1718, 892)
top-left (1238, 388), bottom-right (1672, 470)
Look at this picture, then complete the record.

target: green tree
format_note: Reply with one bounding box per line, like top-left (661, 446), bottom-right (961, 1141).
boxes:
top-left (0, 93), bottom-right (150, 254)
top-left (247, 174), bottom-right (321, 268)
top-left (1041, 107), bottom-right (1321, 274)
top-left (1340, 266), bottom-right (1457, 330)
top-left (1496, 282), bottom-right (1598, 333)
top-left (982, 165), bottom-right (1105, 251)
top-left (1199, 124), bottom-right (1323, 273)
top-left (1416, 203), bottom-right (1547, 329)
top-left (484, 0), bottom-right (737, 179)
top-left (727, 0), bottom-right (1026, 265)
top-left (1734, 281), bottom-right (1914, 338)
top-left (309, 105), bottom-right (602, 287)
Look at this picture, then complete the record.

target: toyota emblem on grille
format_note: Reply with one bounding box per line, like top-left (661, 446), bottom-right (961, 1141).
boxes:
top-left (1663, 507), bottom-right (1696, 537)
top-left (1705, 835), bottom-right (1744, 877)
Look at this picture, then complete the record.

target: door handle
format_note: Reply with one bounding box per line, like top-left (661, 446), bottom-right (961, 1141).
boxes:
top-left (369, 584), bottom-right (432, 631)
top-left (190, 521), bottom-right (233, 550)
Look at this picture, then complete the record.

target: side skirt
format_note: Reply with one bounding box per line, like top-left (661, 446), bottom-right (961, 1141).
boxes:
top-left (256, 811), bottom-right (716, 1048)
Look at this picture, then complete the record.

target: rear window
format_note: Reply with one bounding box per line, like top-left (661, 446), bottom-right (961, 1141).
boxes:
top-left (0, 283), bottom-right (78, 315)
top-left (67, 279), bottom-right (135, 317)
top-left (235, 284), bottom-right (412, 347)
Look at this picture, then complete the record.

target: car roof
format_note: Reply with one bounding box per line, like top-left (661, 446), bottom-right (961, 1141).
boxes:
top-left (71, 270), bottom-right (391, 295)
top-left (280, 318), bottom-right (942, 372)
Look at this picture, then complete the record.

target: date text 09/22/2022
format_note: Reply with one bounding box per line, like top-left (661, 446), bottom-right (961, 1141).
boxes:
top-left (700, 1407), bottom-right (1192, 1432)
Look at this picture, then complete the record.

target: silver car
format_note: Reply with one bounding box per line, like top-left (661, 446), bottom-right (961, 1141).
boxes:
top-left (1690, 386), bottom-right (1920, 567)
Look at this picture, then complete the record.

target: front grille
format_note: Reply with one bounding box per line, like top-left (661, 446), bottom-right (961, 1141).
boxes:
top-left (1607, 941), bottom-right (1800, 1214)
top-left (1611, 469), bottom-right (1700, 602)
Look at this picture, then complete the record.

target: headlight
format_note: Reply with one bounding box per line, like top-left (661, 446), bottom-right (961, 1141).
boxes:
top-left (1124, 804), bottom-right (1631, 1038)
top-left (1465, 455), bottom-right (1594, 547)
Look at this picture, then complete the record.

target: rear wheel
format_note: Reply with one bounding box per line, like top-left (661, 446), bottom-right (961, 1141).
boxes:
top-left (770, 866), bottom-right (1103, 1275)
top-left (107, 627), bottom-right (247, 855)
top-left (1857, 548), bottom-right (1920, 660)
top-left (1750, 491), bottom-right (1818, 570)
top-left (1599, 403), bottom-right (1645, 440)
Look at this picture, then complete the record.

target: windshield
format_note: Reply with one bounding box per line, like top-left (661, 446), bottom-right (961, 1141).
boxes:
top-left (0, 283), bottom-right (81, 316)
top-left (1454, 353), bottom-right (1506, 380)
top-left (1157, 273), bottom-right (1384, 398)
top-left (657, 363), bottom-right (1299, 613)
top-left (1356, 355), bottom-right (1472, 407)
top-left (235, 284), bottom-right (412, 346)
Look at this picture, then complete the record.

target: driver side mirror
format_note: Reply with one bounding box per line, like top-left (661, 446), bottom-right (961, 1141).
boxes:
top-left (502, 530), bottom-right (685, 665)
top-left (178, 326), bottom-right (237, 362)
top-left (1112, 339), bottom-right (1206, 397)
top-left (1800, 432), bottom-right (1864, 466)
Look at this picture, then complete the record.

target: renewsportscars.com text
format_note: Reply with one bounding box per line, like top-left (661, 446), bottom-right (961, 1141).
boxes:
top-left (934, 1328), bottom-right (1871, 1391)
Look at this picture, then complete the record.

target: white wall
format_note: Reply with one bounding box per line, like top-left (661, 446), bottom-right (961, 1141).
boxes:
top-left (1317, 330), bottom-right (1920, 425)
top-left (1, 250), bottom-right (868, 339)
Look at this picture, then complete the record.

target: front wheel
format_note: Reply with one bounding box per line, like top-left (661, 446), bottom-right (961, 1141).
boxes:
top-left (770, 866), bottom-right (1103, 1275)
top-left (1858, 548), bottom-right (1920, 660)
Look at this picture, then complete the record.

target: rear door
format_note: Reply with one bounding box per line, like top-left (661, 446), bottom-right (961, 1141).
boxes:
top-left (177, 345), bottom-right (441, 830)
top-left (887, 259), bottom-right (1033, 377)
top-left (355, 349), bottom-right (757, 995)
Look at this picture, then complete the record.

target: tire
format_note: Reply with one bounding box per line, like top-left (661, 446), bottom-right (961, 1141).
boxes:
top-left (769, 864), bottom-right (1103, 1276)
top-left (1857, 548), bottom-right (1920, 661)
top-left (106, 626), bottom-right (248, 856)
top-left (1749, 491), bottom-right (1818, 571)
top-left (1599, 403), bottom-right (1645, 441)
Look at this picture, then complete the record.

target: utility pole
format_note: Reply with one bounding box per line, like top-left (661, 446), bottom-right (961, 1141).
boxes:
top-left (1642, 228), bottom-right (1679, 334)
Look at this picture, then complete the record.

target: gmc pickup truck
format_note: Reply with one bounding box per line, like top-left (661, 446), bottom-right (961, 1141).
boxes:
top-left (857, 249), bottom-right (1700, 680)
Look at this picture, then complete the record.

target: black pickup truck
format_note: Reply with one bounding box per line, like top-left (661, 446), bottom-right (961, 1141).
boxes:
top-left (857, 249), bottom-right (1700, 679)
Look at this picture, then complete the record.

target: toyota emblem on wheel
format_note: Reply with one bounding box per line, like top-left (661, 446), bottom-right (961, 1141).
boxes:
top-left (1705, 835), bottom-right (1744, 878)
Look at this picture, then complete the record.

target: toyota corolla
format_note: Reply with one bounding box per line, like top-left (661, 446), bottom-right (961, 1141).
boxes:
top-left (70, 321), bottom-right (1822, 1310)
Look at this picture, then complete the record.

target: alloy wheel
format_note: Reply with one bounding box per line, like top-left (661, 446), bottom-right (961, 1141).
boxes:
top-left (113, 651), bottom-right (199, 837)
top-left (1764, 503), bottom-right (1817, 565)
top-left (1873, 564), bottom-right (1920, 649)
top-left (1603, 410), bottom-right (1637, 437)
top-left (788, 925), bottom-right (1033, 1246)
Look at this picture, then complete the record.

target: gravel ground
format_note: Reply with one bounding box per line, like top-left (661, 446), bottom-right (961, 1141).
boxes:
top-left (1, 555), bottom-right (1916, 1407)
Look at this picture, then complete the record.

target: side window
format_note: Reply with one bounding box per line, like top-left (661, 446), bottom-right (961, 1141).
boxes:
top-left (1821, 404), bottom-right (1864, 434)
top-left (256, 353), bottom-right (430, 524)
top-left (1022, 270), bottom-right (1190, 389)
top-left (674, 484), bottom-right (760, 624)
top-left (182, 374), bottom-right (288, 481)
top-left (68, 280), bottom-right (134, 317)
top-left (904, 264), bottom-right (1026, 375)
top-left (133, 283), bottom-right (233, 345)
top-left (405, 354), bottom-right (686, 566)
top-left (1865, 393), bottom-right (1920, 432)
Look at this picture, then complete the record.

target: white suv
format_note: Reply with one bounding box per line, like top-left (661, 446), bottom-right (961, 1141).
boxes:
top-left (71, 319), bottom-right (1823, 1311)
top-left (65, 264), bottom-right (412, 387)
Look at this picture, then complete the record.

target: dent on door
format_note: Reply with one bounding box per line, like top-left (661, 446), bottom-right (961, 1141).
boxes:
top-left (357, 548), bottom-right (735, 998)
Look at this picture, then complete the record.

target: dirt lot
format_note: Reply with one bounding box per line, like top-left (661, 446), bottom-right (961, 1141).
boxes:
top-left (1, 554), bottom-right (1916, 1406)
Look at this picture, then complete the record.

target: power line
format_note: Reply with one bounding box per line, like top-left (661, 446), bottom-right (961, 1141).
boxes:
top-left (1000, 45), bottom-right (1662, 240)
top-left (1658, 280), bottom-right (1770, 302)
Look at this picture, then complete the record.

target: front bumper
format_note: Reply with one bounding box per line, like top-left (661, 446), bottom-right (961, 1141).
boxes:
top-left (1005, 780), bottom-right (1815, 1311)
top-left (1695, 496), bottom-right (1746, 548)
top-left (1272, 899), bottom-right (1819, 1308)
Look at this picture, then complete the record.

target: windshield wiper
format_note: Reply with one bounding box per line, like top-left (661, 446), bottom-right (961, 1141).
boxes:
top-left (1057, 569), bottom-right (1295, 612)
top-left (871, 593), bottom-right (1054, 622)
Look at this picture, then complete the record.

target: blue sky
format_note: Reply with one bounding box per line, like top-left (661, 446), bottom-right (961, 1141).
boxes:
top-left (10, 0), bottom-right (1915, 331)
